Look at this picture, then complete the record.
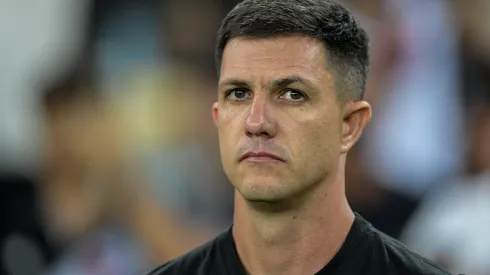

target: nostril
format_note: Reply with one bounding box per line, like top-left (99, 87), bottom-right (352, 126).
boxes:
top-left (246, 130), bottom-right (270, 138)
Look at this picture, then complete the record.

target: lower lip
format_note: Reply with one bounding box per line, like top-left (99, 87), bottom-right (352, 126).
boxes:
top-left (242, 156), bottom-right (283, 163)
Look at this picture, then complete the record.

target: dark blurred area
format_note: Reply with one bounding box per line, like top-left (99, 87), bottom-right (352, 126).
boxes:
top-left (0, 0), bottom-right (489, 274)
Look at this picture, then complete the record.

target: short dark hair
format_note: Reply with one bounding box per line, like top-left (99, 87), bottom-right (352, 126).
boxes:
top-left (215, 0), bottom-right (370, 101)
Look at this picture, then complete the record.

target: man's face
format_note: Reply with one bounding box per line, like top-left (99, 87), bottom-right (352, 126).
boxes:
top-left (213, 35), bottom-right (346, 202)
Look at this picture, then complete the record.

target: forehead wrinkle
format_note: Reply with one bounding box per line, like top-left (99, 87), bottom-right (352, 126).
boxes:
top-left (220, 68), bottom-right (334, 99)
top-left (220, 36), bottom-right (335, 94)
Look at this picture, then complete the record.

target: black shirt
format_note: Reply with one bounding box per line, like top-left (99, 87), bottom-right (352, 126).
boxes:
top-left (146, 214), bottom-right (450, 275)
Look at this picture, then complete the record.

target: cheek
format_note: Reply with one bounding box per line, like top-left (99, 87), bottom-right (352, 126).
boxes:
top-left (217, 109), bottom-right (242, 160)
top-left (217, 106), bottom-right (246, 136)
top-left (283, 110), bottom-right (341, 164)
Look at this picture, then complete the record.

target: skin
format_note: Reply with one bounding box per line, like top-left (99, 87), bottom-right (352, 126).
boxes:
top-left (213, 35), bottom-right (371, 275)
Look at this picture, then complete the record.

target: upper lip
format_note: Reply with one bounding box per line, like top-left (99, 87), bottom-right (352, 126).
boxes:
top-left (239, 151), bottom-right (285, 162)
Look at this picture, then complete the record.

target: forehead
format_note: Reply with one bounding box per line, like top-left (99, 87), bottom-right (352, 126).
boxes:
top-left (220, 35), bottom-right (330, 82)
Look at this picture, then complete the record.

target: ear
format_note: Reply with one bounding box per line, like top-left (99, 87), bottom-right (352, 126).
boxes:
top-left (212, 102), bottom-right (219, 127)
top-left (340, 101), bottom-right (372, 154)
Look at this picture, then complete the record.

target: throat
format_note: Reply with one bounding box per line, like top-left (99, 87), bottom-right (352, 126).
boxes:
top-left (232, 190), bottom-right (354, 275)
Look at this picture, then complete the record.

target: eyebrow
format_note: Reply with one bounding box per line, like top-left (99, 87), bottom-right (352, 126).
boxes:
top-left (218, 78), bottom-right (250, 89)
top-left (270, 76), bottom-right (316, 90)
top-left (218, 75), bottom-right (317, 91)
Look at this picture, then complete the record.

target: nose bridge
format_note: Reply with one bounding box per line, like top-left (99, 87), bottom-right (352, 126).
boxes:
top-left (247, 92), bottom-right (268, 126)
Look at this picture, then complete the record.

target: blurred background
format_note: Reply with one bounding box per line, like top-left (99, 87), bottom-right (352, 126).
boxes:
top-left (0, 0), bottom-right (489, 274)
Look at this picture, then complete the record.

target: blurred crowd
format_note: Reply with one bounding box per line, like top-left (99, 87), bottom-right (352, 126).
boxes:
top-left (0, 0), bottom-right (489, 274)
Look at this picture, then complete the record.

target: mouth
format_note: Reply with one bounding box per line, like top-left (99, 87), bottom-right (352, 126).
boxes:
top-left (239, 151), bottom-right (285, 163)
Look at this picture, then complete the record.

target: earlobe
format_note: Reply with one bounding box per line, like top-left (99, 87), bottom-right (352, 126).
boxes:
top-left (212, 102), bottom-right (219, 127)
top-left (340, 101), bottom-right (371, 154)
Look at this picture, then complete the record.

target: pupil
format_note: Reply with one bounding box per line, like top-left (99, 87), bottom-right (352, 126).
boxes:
top-left (236, 91), bottom-right (245, 98)
top-left (290, 91), bottom-right (301, 99)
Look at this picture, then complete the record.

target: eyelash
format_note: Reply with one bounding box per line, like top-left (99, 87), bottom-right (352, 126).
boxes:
top-left (225, 88), bottom-right (252, 101)
top-left (225, 89), bottom-right (307, 103)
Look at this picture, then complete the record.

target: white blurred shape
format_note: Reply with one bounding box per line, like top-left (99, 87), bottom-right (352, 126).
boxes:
top-left (0, 0), bottom-right (90, 173)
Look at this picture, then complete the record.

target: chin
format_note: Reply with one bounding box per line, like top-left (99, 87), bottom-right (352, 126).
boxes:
top-left (235, 177), bottom-right (293, 203)
top-left (240, 191), bottom-right (286, 203)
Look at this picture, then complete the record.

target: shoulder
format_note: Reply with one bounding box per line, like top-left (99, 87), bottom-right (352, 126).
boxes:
top-left (144, 230), bottom-right (228, 275)
top-left (369, 224), bottom-right (451, 275)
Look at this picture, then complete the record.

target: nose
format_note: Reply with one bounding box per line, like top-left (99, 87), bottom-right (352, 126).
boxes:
top-left (245, 96), bottom-right (276, 138)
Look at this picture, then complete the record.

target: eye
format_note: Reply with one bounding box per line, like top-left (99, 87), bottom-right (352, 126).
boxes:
top-left (225, 89), bottom-right (252, 101)
top-left (279, 89), bottom-right (306, 102)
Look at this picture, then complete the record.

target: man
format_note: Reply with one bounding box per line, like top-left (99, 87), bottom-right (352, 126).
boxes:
top-left (147, 0), bottom-right (450, 274)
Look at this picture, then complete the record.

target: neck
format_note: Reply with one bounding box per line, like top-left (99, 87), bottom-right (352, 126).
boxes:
top-left (232, 159), bottom-right (354, 275)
